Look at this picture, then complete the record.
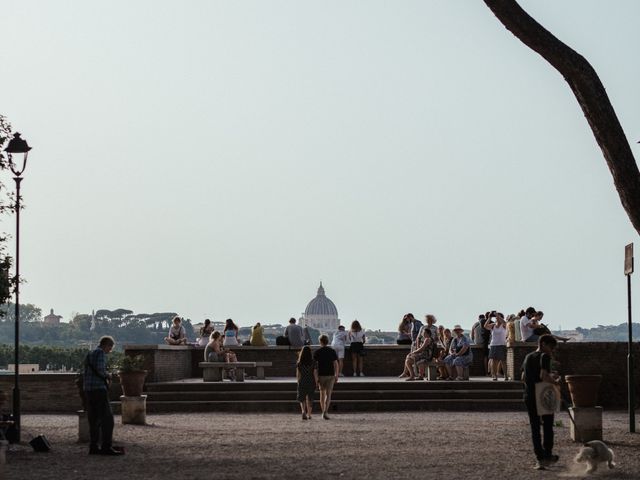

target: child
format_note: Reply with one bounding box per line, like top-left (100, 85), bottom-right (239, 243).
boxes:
top-left (296, 346), bottom-right (316, 420)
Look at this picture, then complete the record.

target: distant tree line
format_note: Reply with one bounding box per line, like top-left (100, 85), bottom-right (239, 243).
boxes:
top-left (0, 344), bottom-right (123, 371)
top-left (575, 323), bottom-right (640, 342)
top-left (0, 305), bottom-right (194, 348)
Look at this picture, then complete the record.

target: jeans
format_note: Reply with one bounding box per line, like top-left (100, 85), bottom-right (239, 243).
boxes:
top-left (525, 394), bottom-right (554, 460)
top-left (85, 389), bottom-right (114, 449)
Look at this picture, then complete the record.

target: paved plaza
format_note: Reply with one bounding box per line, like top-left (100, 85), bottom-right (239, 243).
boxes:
top-left (4, 411), bottom-right (640, 479)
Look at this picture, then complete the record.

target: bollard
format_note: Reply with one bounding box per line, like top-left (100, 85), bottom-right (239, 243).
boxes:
top-left (569, 406), bottom-right (603, 442)
top-left (120, 395), bottom-right (147, 425)
top-left (77, 410), bottom-right (90, 443)
top-left (0, 439), bottom-right (7, 465)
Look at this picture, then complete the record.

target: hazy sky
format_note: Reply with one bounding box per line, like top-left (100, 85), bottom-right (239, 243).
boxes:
top-left (1, 1), bottom-right (639, 332)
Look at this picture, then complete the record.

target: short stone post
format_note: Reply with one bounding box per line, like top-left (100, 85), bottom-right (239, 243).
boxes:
top-left (77, 410), bottom-right (90, 443)
top-left (0, 439), bottom-right (8, 465)
top-left (569, 407), bottom-right (603, 442)
top-left (120, 395), bottom-right (147, 425)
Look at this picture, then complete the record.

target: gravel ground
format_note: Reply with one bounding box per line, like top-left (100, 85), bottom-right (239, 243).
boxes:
top-left (3, 411), bottom-right (639, 480)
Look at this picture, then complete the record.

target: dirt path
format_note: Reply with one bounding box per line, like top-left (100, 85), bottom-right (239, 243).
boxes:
top-left (4, 411), bottom-right (639, 479)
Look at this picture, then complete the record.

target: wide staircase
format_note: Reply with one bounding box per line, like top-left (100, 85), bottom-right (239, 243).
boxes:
top-left (127, 379), bottom-right (525, 413)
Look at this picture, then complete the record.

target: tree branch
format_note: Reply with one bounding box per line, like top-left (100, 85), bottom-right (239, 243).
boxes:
top-left (484, 0), bottom-right (640, 235)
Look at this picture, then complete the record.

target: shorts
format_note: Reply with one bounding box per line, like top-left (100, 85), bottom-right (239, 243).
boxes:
top-left (332, 345), bottom-right (345, 359)
top-left (349, 342), bottom-right (364, 356)
top-left (318, 375), bottom-right (336, 391)
top-left (488, 345), bottom-right (506, 361)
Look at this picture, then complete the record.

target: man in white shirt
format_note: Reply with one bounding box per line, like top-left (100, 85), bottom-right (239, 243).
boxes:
top-left (520, 307), bottom-right (539, 342)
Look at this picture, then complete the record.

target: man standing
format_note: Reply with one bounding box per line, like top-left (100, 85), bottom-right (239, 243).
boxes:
top-left (313, 334), bottom-right (339, 420)
top-left (521, 334), bottom-right (559, 470)
top-left (83, 335), bottom-right (123, 455)
top-left (284, 317), bottom-right (305, 347)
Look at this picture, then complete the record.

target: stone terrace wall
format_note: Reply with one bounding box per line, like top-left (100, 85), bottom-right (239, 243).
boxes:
top-left (507, 342), bottom-right (640, 409)
top-left (126, 344), bottom-right (490, 381)
top-left (0, 374), bottom-right (122, 414)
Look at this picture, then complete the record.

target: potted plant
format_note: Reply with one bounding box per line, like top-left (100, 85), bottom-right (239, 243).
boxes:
top-left (117, 355), bottom-right (147, 397)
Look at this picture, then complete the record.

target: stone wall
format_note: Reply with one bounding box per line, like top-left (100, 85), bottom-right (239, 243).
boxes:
top-left (507, 342), bottom-right (640, 409)
top-left (0, 373), bottom-right (121, 414)
top-left (124, 344), bottom-right (192, 383)
top-left (127, 344), bottom-right (490, 380)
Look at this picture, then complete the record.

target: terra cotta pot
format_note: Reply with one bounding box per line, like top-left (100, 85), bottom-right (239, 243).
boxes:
top-left (565, 374), bottom-right (602, 407)
top-left (118, 370), bottom-right (147, 397)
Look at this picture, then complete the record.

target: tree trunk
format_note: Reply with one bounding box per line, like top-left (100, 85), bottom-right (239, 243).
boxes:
top-left (483, 0), bottom-right (640, 235)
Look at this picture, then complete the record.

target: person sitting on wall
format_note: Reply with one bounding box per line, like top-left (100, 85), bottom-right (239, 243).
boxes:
top-left (164, 316), bottom-right (188, 345)
top-left (520, 307), bottom-right (540, 343)
top-left (250, 322), bottom-right (268, 346)
top-left (442, 325), bottom-right (473, 380)
top-left (284, 317), bottom-right (305, 348)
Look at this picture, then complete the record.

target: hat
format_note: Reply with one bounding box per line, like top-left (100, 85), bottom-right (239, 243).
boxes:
top-left (453, 325), bottom-right (464, 332)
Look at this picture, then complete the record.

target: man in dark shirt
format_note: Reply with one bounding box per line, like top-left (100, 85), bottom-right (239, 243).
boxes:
top-left (313, 334), bottom-right (339, 420)
top-left (521, 334), bottom-right (559, 470)
top-left (83, 335), bottom-right (123, 456)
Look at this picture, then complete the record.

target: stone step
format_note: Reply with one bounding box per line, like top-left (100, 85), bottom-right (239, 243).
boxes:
top-left (143, 389), bottom-right (523, 402)
top-left (113, 397), bottom-right (524, 413)
top-left (144, 380), bottom-right (523, 392)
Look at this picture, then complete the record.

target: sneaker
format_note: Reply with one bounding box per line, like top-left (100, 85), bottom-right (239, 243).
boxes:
top-left (100, 447), bottom-right (124, 456)
top-left (492, 377), bottom-right (498, 381)
top-left (533, 461), bottom-right (546, 470)
top-left (339, 373), bottom-right (344, 377)
top-left (455, 376), bottom-right (464, 381)
top-left (543, 454), bottom-right (559, 464)
top-left (353, 373), bottom-right (357, 377)
top-left (322, 412), bottom-right (330, 420)
top-left (359, 373), bottom-right (365, 377)
top-left (89, 445), bottom-right (100, 455)
top-left (302, 413), bottom-right (308, 420)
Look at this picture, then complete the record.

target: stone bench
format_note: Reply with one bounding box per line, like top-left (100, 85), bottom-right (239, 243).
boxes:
top-left (199, 362), bottom-right (256, 382)
top-left (253, 362), bottom-right (272, 380)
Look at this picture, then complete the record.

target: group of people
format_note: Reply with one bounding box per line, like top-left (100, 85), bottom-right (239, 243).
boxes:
top-left (397, 313), bottom-right (474, 381)
top-left (396, 307), bottom-right (563, 382)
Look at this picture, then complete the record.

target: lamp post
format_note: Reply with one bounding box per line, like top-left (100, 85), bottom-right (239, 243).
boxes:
top-left (4, 132), bottom-right (31, 443)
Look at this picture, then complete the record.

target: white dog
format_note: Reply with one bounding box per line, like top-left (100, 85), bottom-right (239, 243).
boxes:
top-left (574, 440), bottom-right (615, 473)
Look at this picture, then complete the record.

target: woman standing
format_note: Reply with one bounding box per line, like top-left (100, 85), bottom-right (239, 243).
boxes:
top-left (296, 346), bottom-right (316, 420)
top-left (348, 320), bottom-right (366, 377)
top-left (396, 315), bottom-right (412, 345)
top-left (331, 325), bottom-right (348, 376)
top-left (443, 325), bottom-right (473, 380)
top-left (485, 313), bottom-right (507, 380)
top-left (223, 318), bottom-right (240, 346)
top-left (197, 319), bottom-right (214, 347)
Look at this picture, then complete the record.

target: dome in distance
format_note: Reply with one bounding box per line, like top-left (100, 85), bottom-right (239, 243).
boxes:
top-left (304, 282), bottom-right (338, 317)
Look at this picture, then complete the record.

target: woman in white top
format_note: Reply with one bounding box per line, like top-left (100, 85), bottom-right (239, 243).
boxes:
top-left (484, 312), bottom-right (507, 380)
top-left (348, 320), bottom-right (366, 377)
top-left (223, 318), bottom-right (240, 346)
top-left (331, 325), bottom-right (348, 376)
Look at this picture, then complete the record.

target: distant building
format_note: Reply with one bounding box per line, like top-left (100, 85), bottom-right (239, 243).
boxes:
top-left (301, 282), bottom-right (340, 332)
top-left (43, 308), bottom-right (62, 326)
top-left (8, 363), bottom-right (40, 373)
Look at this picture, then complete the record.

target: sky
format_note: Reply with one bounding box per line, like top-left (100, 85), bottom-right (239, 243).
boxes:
top-left (1, 1), bottom-right (639, 332)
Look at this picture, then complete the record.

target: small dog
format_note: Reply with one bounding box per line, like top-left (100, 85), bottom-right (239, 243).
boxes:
top-left (574, 440), bottom-right (615, 473)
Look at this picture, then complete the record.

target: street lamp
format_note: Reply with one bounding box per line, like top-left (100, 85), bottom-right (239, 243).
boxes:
top-left (4, 132), bottom-right (31, 443)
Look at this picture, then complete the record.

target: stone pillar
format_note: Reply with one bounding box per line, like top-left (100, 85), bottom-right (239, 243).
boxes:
top-left (120, 395), bottom-right (147, 425)
top-left (569, 406), bottom-right (603, 442)
top-left (0, 439), bottom-right (8, 465)
top-left (77, 410), bottom-right (90, 443)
